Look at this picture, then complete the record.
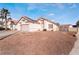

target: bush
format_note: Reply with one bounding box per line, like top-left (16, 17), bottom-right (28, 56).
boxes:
top-left (0, 27), bottom-right (5, 30)
top-left (0, 27), bottom-right (10, 30)
top-left (51, 30), bottom-right (53, 31)
top-left (7, 28), bottom-right (10, 30)
top-left (43, 29), bottom-right (47, 31)
top-left (76, 20), bottom-right (79, 27)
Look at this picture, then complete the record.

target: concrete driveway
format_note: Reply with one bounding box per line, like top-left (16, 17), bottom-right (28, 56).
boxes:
top-left (0, 30), bottom-right (17, 39)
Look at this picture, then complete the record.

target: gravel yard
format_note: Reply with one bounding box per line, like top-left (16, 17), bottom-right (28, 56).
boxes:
top-left (0, 31), bottom-right (76, 55)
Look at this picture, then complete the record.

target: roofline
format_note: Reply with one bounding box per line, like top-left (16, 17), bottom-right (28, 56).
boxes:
top-left (37, 17), bottom-right (59, 26)
top-left (16, 16), bottom-right (59, 26)
top-left (16, 16), bottom-right (33, 25)
top-left (62, 24), bottom-right (71, 25)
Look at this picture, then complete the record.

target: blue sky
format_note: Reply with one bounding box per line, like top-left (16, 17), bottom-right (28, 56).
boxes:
top-left (0, 3), bottom-right (79, 25)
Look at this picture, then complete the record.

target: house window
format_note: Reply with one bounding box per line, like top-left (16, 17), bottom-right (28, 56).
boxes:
top-left (48, 24), bottom-right (53, 28)
top-left (22, 19), bottom-right (25, 21)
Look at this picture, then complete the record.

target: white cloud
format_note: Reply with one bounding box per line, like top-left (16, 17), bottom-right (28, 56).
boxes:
top-left (48, 13), bottom-right (55, 16)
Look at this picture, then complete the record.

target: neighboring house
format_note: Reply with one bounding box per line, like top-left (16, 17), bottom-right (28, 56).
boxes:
top-left (0, 21), bottom-right (4, 27)
top-left (16, 16), bottom-right (59, 32)
top-left (7, 20), bottom-right (17, 30)
top-left (0, 17), bottom-right (18, 30)
top-left (68, 25), bottom-right (77, 32)
top-left (59, 24), bottom-right (78, 32)
top-left (59, 24), bottom-right (71, 32)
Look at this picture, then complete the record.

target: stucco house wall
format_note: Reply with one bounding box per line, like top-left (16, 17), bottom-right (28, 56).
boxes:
top-left (53, 24), bottom-right (59, 31)
top-left (43, 20), bottom-right (53, 31)
top-left (15, 23), bottom-right (20, 31)
top-left (37, 18), bottom-right (57, 31)
top-left (29, 23), bottom-right (41, 32)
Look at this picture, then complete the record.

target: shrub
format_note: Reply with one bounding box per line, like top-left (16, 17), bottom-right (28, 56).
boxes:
top-left (51, 30), bottom-right (53, 31)
top-left (0, 27), bottom-right (10, 30)
top-left (43, 29), bottom-right (47, 31)
top-left (0, 27), bottom-right (5, 30)
top-left (7, 28), bottom-right (10, 30)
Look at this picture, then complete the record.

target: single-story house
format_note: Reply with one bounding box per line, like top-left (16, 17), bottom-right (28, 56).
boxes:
top-left (16, 16), bottom-right (59, 32)
top-left (59, 24), bottom-right (71, 32)
top-left (7, 19), bottom-right (18, 30)
top-left (59, 24), bottom-right (78, 32)
top-left (0, 18), bottom-right (18, 30)
top-left (68, 25), bottom-right (78, 32)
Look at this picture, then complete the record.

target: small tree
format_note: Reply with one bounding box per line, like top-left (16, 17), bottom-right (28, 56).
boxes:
top-left (76, 20), bottom-right (79, 32)
top-left (0, 8), bottom-right (10, 30)
top-left (76, 20), bottom-right (79, 26)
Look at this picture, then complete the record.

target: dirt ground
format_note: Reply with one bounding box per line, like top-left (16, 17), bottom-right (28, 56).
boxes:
top-left (0, 31), bottom-right (76, 55)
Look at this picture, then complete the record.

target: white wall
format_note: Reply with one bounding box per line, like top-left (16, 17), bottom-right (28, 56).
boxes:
top-left (29, 23), bottom-right (41, 32)
top-left (38, 20), bottom-right (53, 31)
top-left (16, 23), bottom-right (21, 31)
top-left (53, 24), bottom-right (59, 31)
top-left (44, 20), bottom-right (53, 31)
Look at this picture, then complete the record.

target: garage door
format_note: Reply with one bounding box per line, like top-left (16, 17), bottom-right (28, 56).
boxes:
top-left (21, 24), bottom-right (29, 31)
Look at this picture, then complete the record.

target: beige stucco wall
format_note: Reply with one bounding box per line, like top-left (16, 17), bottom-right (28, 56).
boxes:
top-left (29, 23), bottom-right (41, 32)
top-left (7, 22), bottom-right (11, 29)
top-left (16, 23), bottom-right (21, 31)
top-left (44, 20), bottom-right (52, 31)
top-left (44, 20), bottom-right (59, 31)
top-left (53, 24), bottom-right (59, 31)
top-left (38, 20), bottom-right (55, 31)
top-left (68, 26), bottom-right (77, 32)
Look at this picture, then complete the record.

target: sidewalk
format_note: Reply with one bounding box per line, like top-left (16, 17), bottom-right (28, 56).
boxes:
top-left (69, 33), bottom-right (79, 55)
top-left (0, 30), bottom-right (17, 40)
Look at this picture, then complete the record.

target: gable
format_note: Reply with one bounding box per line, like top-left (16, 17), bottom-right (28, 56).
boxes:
top-left (17, 16), bottom-right (34, 25)
top-left (19, 17), bottom-right (28, 23)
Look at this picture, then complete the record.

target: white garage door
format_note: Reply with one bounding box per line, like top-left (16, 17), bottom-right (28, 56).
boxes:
top-left (21, 24), bottom-right (29, 31)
